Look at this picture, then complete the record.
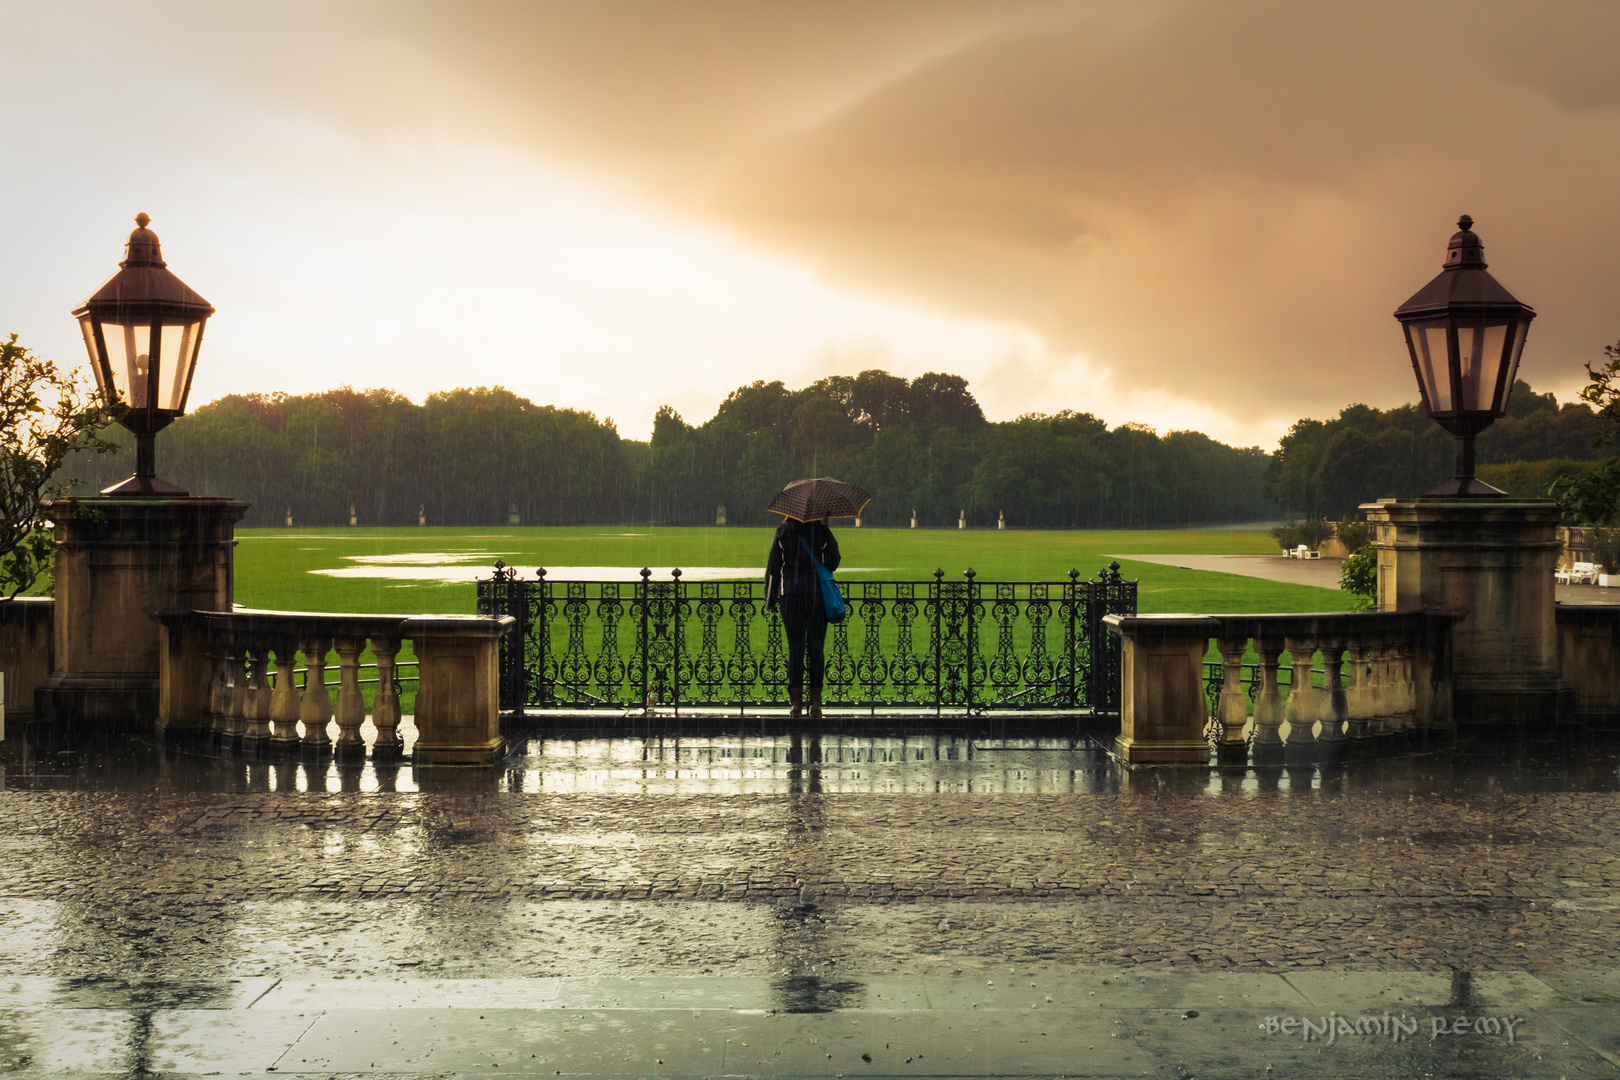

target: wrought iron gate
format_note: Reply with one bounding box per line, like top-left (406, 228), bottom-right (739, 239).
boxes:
top-left (477, 563), bottom-right (1135, 715)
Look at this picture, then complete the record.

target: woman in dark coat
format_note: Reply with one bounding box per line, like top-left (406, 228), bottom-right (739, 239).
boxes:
top-left (764, 516), bottom-right (840, 718)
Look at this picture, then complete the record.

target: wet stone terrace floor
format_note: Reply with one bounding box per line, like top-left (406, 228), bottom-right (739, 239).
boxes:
top-left (1, 725), bottom-right (1620, 1076)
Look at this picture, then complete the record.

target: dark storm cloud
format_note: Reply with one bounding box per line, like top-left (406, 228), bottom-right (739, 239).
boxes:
top-left (99, 0), bottom-right (1620, 420)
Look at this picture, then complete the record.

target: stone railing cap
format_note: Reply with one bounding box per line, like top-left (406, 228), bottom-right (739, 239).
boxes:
top-left (1103, 613), bottom-right (1221, 636)
top-left (400, 614), bottom-right (515, 637)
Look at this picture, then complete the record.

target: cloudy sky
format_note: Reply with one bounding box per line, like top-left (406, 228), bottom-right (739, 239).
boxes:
top-left (5, 1), bottom-right (1617, 445)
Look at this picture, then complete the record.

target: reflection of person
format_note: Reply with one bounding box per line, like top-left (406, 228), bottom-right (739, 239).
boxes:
top-left (765, 516), bottom-right (840, 718)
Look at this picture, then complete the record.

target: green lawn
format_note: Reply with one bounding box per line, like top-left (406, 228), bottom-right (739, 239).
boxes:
top-left (234, 525), bottom-right (1350, 617)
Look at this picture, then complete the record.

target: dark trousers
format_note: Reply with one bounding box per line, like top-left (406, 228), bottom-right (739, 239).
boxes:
top-left (779, 590), bottom-right (828, 691)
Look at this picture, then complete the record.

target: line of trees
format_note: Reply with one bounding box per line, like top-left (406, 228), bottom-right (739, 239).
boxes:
top-left (1263, 381), bottom-right (1606, 520)
top-left (60, 370), bottom-right (1278, 528)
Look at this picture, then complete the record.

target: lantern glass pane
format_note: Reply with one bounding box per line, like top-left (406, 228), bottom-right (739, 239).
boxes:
top-left (1505, 318), bottom-right (1530, 392)
top-left (95, 320), bottom-right (154, 408)
top-left (77, 316), bottom-right (108, 397)
top-left (155, 317), bottom-right (202, 411)
top-left (1419, 323), bottom-right (1451, 413)
top-left (1457, 318), bottom-right (1509, 415)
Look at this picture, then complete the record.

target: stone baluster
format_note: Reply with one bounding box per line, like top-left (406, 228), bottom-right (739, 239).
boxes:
top-left (371, 635), bottom-right (404, 758)
top-left (224, 635), bottom-right (249, 741)
top-left (1251, 636), bottom-right (1285, 765)
top-left (1344, 633), bottom-right (1374, 745)
top-left (242, 641), bottom-right (273, 747)
top-left (332, 636), bottom-right (368, 761)
top-left (1215, 633), bottom-right (1250, 764)
top-left (206, 634), bottom-right (231, 734)
top-left (1318, 638), bottom-right (1348, 763)
top-left (195, 632), bottom-right (217, 733)
top-left (1369, 636), bottom-right (1394, 739)
top-left (239, 642), bottom-right (261, 734)
top-left (1393, 640), bottom-right (1417, 735)
top-left (300, 636), bottom-right (334, 753)
top-left (1283, 636), bottom-right (1320, 763)
top-left (269, 637), bottom-right (302, 749)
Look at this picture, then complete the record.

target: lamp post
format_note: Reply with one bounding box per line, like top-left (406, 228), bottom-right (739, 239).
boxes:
top-left (1393, 215), bottom-right (1536, 498)
top-left (72, 213), bottom-right (214, 496)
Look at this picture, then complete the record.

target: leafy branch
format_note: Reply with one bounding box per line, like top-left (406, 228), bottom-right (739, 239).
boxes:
top-left (0, 334), bottom-right (122, 598)
top-left (1580, 340), bottom-right (1620, 446)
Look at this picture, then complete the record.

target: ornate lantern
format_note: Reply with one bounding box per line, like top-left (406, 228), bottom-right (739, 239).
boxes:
top-left (1393, 215), bottom-right (1536, 497)
top-left (72, 214), bottom-right (214, 495)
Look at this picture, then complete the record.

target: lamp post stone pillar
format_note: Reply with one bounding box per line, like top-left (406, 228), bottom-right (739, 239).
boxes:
top-left (35, 496), bottom-right (248, 725)
top-left (1362, 497), bottom-right (1572, 728)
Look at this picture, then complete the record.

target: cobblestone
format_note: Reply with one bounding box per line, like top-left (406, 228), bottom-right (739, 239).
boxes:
top-left (0, 786), bottom-right (1616, 981)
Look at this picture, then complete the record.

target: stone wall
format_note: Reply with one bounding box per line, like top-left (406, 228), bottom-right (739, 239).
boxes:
top-left (0, 598), bottom-right (54, 720)
top-left (1556, 603), bottom-right (1620, 725)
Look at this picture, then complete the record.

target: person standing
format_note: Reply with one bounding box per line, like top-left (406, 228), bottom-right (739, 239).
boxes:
top-left (765, 515), bottom-right (840, 718)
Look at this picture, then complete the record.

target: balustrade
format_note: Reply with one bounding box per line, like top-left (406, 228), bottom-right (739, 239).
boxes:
top-left (155, 609), bottom-right (512, 766)
top-left (1113, 610), bottom-right (1455, 765)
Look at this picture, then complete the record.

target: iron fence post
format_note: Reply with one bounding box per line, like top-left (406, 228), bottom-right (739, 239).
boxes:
top-left (672, 567), bottom-right (683, 718)
top-left (535, 566), bottom-right (548, 710)
top-left (639, 567), bottom-right (651, 710)
top-left (1067, 568), bottom-right (1080, 709)
top-left (964, 568), bottom-right (976, 714)
top-left (932, 568), bottom-right (944, 718)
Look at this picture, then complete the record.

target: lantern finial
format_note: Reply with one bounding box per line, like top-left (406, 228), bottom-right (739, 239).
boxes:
top-left (121, 213), bottom-right (166, 270)
top-left (1444, 214), bottom-right (1486, 270)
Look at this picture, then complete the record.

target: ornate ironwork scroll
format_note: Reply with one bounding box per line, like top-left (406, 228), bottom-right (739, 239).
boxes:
top-left (478, 563), bottom-right (1136, 715)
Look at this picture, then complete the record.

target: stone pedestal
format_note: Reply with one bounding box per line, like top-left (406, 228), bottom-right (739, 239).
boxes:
top-left (1105, 614), bottom-right (1218, 765)
top-left (406, 615), bottom-right (513, 766)
top-left (1555, 604), bottom-right (1620, 726)
top-left (0, 598), bottom-right (54, 721)
top-left (34, 497), bottom-right (247, 725)
top-left (1362, 498), bottom-right (1573, 728)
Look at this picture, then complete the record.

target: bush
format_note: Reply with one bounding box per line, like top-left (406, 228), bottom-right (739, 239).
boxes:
top-left (1270, 519), bottom-right (1332, 552)
top-left (1335, 519), bottom-right (1373, 551)
top-left (1550, 457), bottom-right (1620, 526)
top-left (1340, 543), bottom-right (1378, 611)
top-left (1592, 527), bottom-right (1620, 574)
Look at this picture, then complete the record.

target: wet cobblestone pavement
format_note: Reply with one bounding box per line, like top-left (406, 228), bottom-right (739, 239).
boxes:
top-left (2, 729), bottom-right (1619, 1075)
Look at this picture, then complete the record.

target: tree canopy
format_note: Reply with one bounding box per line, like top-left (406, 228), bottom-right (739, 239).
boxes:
top-left (1263, 381), bottom-right (1604, 520)
top-left (0, 335), bottom-right (120, 597)
top-left (60, 370), bottom-right (1276, 528)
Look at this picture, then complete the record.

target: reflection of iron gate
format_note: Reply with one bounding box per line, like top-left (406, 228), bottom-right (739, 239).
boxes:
top-left (477, 563), bottom-right (1136, 715)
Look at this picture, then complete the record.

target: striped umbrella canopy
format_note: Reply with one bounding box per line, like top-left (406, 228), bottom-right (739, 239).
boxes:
top-left (765, 477), bottom-right (872, 522)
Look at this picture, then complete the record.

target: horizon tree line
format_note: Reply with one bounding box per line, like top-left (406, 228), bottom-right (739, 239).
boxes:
top-left (54, 370), bottom-right (1608, 530)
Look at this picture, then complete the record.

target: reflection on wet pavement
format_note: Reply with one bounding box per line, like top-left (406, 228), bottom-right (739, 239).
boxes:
top-left (4, 723), bottom-right (1620, 796)
top-left (1, 720), bottom-right (1619, 1076)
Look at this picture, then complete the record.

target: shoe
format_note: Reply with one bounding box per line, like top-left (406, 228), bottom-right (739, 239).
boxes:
top-left (789, 687), bottom-right (803, 719)
top-left (809, 687), bottom-right (823, 719)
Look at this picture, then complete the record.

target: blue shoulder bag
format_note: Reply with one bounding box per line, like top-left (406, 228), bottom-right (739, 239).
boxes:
top-left (798, 536), bottom-right (847, 623)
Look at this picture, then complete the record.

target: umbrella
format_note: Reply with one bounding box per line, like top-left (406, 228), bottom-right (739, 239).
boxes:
top-left (766, 477), bottom-right (872, 522)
